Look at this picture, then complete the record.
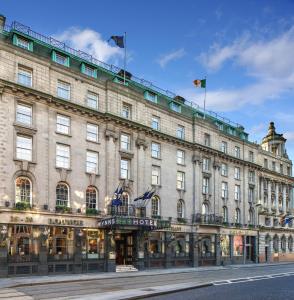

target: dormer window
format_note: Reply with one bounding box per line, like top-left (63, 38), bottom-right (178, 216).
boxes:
top-left (170, 102), bottom-right (181, 113)
top-left (52, 50), bottom-right (70, 67)
top-left (144, 91), bottom-right (157, 103)
top-left (13, 34), bottom-right (33, 51)
top-left (81, 63), bottom-right (97, 78)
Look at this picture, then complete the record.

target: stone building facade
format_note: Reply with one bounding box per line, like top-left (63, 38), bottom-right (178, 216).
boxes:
top-left (0, 15), bottom-right (293, 276)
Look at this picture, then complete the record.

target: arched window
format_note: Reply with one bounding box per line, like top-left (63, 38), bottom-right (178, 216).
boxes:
top-left (288, 236), bottom-right (293, 252)
top-left (86, 186), bottom-right (97, 209)
top-left (223, 206), bottom-right (228, 222)
top-left (281, 235), bottom-right (286, 253)
top-left (248, 208), bottom-right (254, 225)
top-left (15, 177), bottom-right (32, 204)
top-left (56, 182), bottom-right (69, 207)
top-left (121, 192), bottom-right (129, 215)
top-left (202, 203), bottom-right (209, 215)
top-left (177, 200), bottom-right (185, 219)
top-left (273, 235), bottom-right (279, 253)
top-left (151, 196), bottom-right (160, 217)
top-left (235, 208), bottom-right (241, 224)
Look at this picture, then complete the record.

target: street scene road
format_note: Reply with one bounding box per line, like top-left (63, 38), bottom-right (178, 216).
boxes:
top-left (0, 263), bottom-right (293, 299)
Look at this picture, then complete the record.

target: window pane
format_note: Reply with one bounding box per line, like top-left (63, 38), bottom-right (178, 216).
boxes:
top-left (86, 151), bottom-right (98, 174)
top-left (15, 177), bottom-right (31, 203)
top-left (87, 123), bottom-right (98, 142)
top-left (57, 81), bottom-right (70, 100)
top-left (56, 115), bottom-right (70, 134)
top-left (18, 68), bottom-right (32, 87)
top-left (87, 92), bottom-right (98, 109)
top-left (56, 183), bottom-right (69, 206)
top-left (16, 104), bottom-right (32, 125)
top-left (16, 136), bottom-right (32, 161)
top-left (56, 144), bottom-right (70, 168)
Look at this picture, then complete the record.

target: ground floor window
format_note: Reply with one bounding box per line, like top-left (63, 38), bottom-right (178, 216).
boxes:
top-left (81, 229), bottom-right (105, 259)
top-left (220, 235), bottom-right (230, 257)
top-left (173, 233), bottom-right (190, 257)
top-left (148, 232), bottom-right (165, 258)
top-left (233, 235), bottom-right (243, 256)
top-left (199, 235), bottom-right (215, 258)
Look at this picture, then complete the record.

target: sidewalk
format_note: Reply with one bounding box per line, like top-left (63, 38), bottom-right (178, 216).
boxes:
top-left (0, 262), bottom-right (292, 290)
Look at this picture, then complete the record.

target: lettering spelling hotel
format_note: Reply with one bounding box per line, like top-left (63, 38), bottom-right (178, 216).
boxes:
top-left (0, 15), bottom-right (293, 276)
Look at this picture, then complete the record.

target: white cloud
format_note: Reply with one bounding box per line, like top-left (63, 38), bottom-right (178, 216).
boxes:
top-left (191, 26), bottom-right (294, 111)
top-left (54, 27), bottom-right (123, 63)
top-left (157, 48), bottom-right (186, 68)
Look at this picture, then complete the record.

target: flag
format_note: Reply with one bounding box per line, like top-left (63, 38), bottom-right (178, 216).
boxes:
top-left (134, 190), bottom-right (149, 202)
top-left (193, 79), bottom-right (206, 88)
top-left (111, 185), bottom-right (123, 206)
top-left (108, 36), bottom-right (124, 48)
top-left (281, 215), bottom-right (293, 226)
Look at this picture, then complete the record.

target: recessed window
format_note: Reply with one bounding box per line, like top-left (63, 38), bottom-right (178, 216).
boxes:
top-left (144, 91), bottom-right (157, 103)
top-left (176, 125), bottom-right (185, 139)
top-left (221, 182), bottom-right (228, 199)
top-left (120, 159), bottom-right (130, 179)
top-left (18, 67), bottom-right (32, 87)
top-left (177, 171), bottom-right (185, 190)
top-left (204, 133), bottom-right (210, 147)
top-left (120, 134), bottom-right (130, 150)
top-left (234, 167), bottom-right (240, 180)
top-left (16, 135), bottom-right (32, 161)
top-left (177, 150), bottom-right (185, 165)
top-left (56, 144), bottom-right (70, 169)
top-left (57, 80), bottom-right (70, 100)
top-left (86, 92), bottom-right (98, 110)
top-left (151, 166), bottom-right (160, 185)
top-left (151, 116), bottom-right (160, 131)
top-left (86, 186), bottom-right (98, 209)
top-left (177, 200), bottom-right (185, 218)
top-left (121, 103), bottom-right (131, 119)
top-left (249, 187), bottom-right (254, 203)
top-left (52, 51), bottom-right (69, 67)
top-left (272, 161), bottom-right (276, 172)
top-left (13, 34), bottom-right (33, 51)
top-left (86, 123), bottom-right (98, 142)
top-left (235, 185), bottom-right (241, 201)
top-left (264, 158), bottom-right (268, 168)
top-left (202, 177), bottom-right (209, 194)
top-left (221, 163), bottom-right (228, 176)
top-left (56, 114), bottom-right (70, 135)
top-left (15, 177), bottom-right (32, 204)
top-left (235, 146), bottom-right (241, 158)
top-left (249, 151), bottom-right (254, 162)
top-left (56, 183), bottom-right (69, 207)
top-left (170, 102), bottom-right (181, 113)
top-left (86, 151), bottom-right (98, 174)
top-left (223, 206), bottom-right (228, 222)
top-left (16, 103), bottom-right (32, 126)
top-left (151, 142), bottom-right (160, 158)
top-left (221, 141), bottom-right (227, 153)
top-left (249, 170), bottom-right (255, 182)
top-left (151, 196), bottom-right (160, 217)
top-left (202, 158), bottom-right (210, 172)
top-left (235, 208), bottom-right (241, 223)
top-left (81, 63), bottom-right (97, 78)
top-left (280, 164), bottom-right (283, 174)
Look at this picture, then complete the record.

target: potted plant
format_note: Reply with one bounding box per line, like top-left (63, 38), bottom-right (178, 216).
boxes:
top-left (86, 208), bottom-right (99, 216)
top-left (15, 202), bottom-right (31, 210)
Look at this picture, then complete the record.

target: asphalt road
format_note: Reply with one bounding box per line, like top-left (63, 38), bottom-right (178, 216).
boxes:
top-left (1, 264), bottom-right (294, 299)
top-left (146, 274), bottom-right (294, 300)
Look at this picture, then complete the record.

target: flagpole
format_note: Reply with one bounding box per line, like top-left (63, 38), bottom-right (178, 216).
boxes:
top-left (203, 76), bottom-right (207, 120)
top-left (124, 31), bottom-right (127, 85)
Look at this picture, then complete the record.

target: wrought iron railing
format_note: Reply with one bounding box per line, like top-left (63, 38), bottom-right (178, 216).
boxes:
top-left (107, 205), bottom-right (146, 217)
top-left (192, 213), bottom-right (223, 225)
top-left (2, 20), bottom-right (245, 130)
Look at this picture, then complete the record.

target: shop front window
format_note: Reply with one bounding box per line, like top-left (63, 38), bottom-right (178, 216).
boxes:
top-left (220, 235), bottom-right (230, 257)
top-left (199, 235), bottom-right (215, 258)
top-left (172, 233), bottom-right (190, 257)
top-left (148, 232), bottom-right (165, 258)
top-left (233, 235), bottom-right (243, 256)
top-left (82, 230), bottom-right (105, 259)
top-left (273, 235), bottom-right (279, 253)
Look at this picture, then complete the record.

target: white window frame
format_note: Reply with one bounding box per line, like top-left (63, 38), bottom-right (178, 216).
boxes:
top-left (202, 158), bottom-right (210, 172)
top-left (57, 80), bottom-right (70, 100)
top-left (86, 151), bottom-right (99, 174)
top-left (122, 103), bottom-right (131, 119)
top-left (87, 92), bottom-right (98, 110)
top-left (16, 103), bottom-right (32, 126)
top-left (176, 125), bottom-right (185, 139)
top-left (177, 171), bottom-right (185, 190)
top-left (120, 159), bottom-right (130, 179)
top-left (177, 150), bottom-right (185, 165)
top-left (56, 144), bottom-right (70, 169)
top-left (151, 116), bottom-right (160, 130)
top-left (204, 133), bottom-right (210, 146)
top-left (221, 163), bottom-right (228, 176)
top-left (16, 135), bottom-right (32, 161)
top-left (86, 123), bottom-right (99, 142)
top-left (234, 167), bottom-right (240, 180)
top-left (235, 146), bottom-right (241, 158)
top-left (151, 166), bottom-right (160, 185)
top-left (120, 134), bottom-right (131, 150)
top-left (202, 177), bottom-right (209, 194)
top-left (221, 182), bottom-right (228, 199)
top-left (221, 141), bottom-right (227, 153)
top-left (235, 185), bottom-right (241, 201)
top-left (18, 67), bottom-right (32, 87)
top-left (56, 114), bottom-right (70, 135)
top-left (151, 142), bottom-right (160, 158)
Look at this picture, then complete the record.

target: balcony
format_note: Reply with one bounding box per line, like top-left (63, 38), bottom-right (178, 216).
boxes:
top-left (192, 213), bottom-right (223, 225)
top-left (107, 205), bottom-right (146, 217)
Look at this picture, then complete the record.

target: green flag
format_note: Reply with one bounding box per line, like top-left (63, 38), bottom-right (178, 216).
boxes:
top-left (193, 79), bottom-right (206, 88)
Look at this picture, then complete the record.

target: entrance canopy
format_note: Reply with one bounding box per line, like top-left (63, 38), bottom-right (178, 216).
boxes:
top-left (98, 216), bottom-right (170, 231)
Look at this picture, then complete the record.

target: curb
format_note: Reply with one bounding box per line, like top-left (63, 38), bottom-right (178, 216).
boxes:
top-left (123, 283), bottom-right (213, 300)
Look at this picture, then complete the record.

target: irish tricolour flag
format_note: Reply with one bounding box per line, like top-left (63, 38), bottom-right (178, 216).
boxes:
top-left (193, 79), bottom-right (206, 88)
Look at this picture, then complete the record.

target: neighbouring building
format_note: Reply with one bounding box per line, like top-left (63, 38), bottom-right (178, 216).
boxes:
top-left (0, 15), bottom-right (293, 277)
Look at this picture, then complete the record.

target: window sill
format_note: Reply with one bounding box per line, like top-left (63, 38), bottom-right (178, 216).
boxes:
top-left (151, 184), bottom-right (162, 188)
top-left (55, 131), bottom-right (72, 137)
top-left (119, 150), bottom-right (134, 159)
top-left (13, 158), bottom-right (37, 165)
top-left (86, 139), bottom-right (100, 145)
top-left (221, 174), bottom-right (228, 177)
top-left (86, 172), bottom-right (100, 177)
top-left (176, 188), bottom-right (186, 192)
top-left (151, 156), bottom-right (162, 161)
top-left (55, 167), bottom-right (72, 171)
top-left (14, 122), bottom-right (37, 134)
top-left (177, 163), bottom-right (186, 167)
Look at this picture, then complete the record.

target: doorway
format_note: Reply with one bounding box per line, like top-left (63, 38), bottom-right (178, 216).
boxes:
top-left (115, 232), bottom-right (133, 265)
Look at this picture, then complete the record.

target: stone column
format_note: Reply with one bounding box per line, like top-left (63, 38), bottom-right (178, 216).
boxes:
top-left (255, 235), bottom-right (259, 263)
top-left (243, 235), bottom-right (247, 264)
top-left (230, 235), bottom-right (234, 264)
top-left (38, 230), bottom-right (49, 275)
top-left (191, 232), bottom-right (199, 267)
top-left (275, 183), bottom-right (279, 211)
top-left (105, 230), bottom-right (116, 272)
top-left (165, 232), bottom-right (173, 268)
top-left (0, 225), bottom-right (8, 277)
top-left (215, 234), bottom-right (221, 266)
top-left (282, 185), bottom-right (287, 213)
top-left (260, 177), bottom-right (264, 206)
top-left (73, 229), bottom-right (83, 274)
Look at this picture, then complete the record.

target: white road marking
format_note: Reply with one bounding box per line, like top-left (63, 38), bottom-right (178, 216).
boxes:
top-left (212, 272), bottom-right (294, 286)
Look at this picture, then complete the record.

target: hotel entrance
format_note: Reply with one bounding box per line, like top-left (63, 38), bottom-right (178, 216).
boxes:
top-left (115, 232), bottom-right (133, 265)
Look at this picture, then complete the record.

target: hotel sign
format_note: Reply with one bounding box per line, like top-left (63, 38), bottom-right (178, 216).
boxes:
top-left (98, 217), bottom-right (170, 230)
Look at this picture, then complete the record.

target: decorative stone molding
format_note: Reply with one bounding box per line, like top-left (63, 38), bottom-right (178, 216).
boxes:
top-left (105, 124), bottom-right (118, 141)
top-left (136, 132), bottom-right (148, 150)
top-left (14, 123), bottom-right (37, 135)
top-left (119, 150), bottom-right (134, 160)
top-left (58, 168), bottom-right (71, 181)
top-left (192, 153), bottom-right (202, 164)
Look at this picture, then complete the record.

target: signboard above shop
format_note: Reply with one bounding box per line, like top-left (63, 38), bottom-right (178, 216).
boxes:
top-left (98, 216), bottom-right (171, 230)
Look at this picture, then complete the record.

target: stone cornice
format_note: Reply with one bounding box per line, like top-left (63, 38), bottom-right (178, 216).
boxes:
top-left (0, 78), bottom-right (292, 174)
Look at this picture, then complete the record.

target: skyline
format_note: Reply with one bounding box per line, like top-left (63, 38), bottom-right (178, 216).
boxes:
top-left (1, 0), bottom-right (294, 161)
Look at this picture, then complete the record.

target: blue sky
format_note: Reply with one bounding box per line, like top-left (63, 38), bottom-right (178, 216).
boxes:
top-left (1, 0), bottom-right (294, 161)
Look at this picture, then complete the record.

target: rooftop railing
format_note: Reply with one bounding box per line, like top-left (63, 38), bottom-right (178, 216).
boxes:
top-left (3, 21), bottom-right (244, 129)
